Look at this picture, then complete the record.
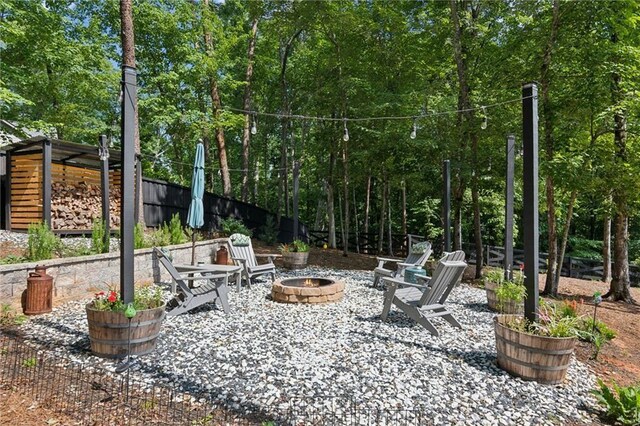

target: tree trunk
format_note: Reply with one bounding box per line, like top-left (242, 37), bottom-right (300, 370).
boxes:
top-left (387, 193), bottom-right (393, 256)
top-left (327, 152), bottom-right (336, 249)
top-left (241, 18), bottom-right (258, 203)
top-left (353, 187), bottom-right (360, 254)
top-left (202, 0), bottom-right (231, 197)
top-left (541, 0), bottom-right (561, 294)
top-left (401, 179), bottom-right (407, 250)
top-left (363, 174), bottom-right (371, 252)
top-left (377, 174), bottom-right (387, 254)
top-left (120, 0), bottom-right (144, 225)
top-left (606, 41), bottom-right (635, 303)
top-left (342, 140), bottom-right (350, 256)
top-left (471, 161), bottom-right (483, 278)
top-left (603, 212), bottom-right (612, 283)
top-left (554, 189), bottom-right (577, 290)
top-left (452, 182), bottom-right (464, 251)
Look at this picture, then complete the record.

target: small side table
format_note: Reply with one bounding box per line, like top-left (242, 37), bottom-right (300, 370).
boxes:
top-left (404, 266), bottom-right (427, 284)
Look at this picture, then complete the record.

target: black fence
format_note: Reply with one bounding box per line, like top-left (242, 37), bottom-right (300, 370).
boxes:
top-left (463, 243), bottom-right (640, 286)
top-left (1, 335), bottom-right (430, 425)
top-left (143, 178), bottom-right (307, 243)
top-left (308, 231), bottom-right (428, 258)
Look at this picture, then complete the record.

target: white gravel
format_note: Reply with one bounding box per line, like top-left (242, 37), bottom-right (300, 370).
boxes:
top-left (16, 266), bottom-right (599, 425)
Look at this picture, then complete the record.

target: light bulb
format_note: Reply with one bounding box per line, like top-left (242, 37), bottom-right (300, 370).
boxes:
top-left (480, 106), bottom-right (488, 130)
top-left (343, 121), bottom-right (349, 142)
top-left (410, 118), bottom-right (417, 139)
top-left (250, 116), bottom-right (257, 135)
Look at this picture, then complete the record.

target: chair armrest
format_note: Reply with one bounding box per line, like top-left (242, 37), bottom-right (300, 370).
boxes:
top-left (231, 257), bottom-right (248, 266)
top-left (381, 276), bottom-right (429, 290)
top-left (179, 273), bottom-right (229, 281)
top-left (376, 256), bottom-right (403, 269)
top-left (256, 253), bottom-right (281, 263)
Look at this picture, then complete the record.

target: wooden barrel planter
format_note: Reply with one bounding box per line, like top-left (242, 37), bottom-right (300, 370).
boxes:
top-left (86, 304), bottom-right (165, 359)
top-left (494, 315), bottom-right (576, 384)
top-left (485, 281), bottom-right (523, 314)
top-left (282, 252), bottom-right (309, 270)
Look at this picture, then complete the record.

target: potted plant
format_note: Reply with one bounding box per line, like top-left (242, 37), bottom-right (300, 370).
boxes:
top-left (86, 286), bottom-right (165, 359)
top-left (280, 239), bottom-right (310, 270)
top-left (484, 266), bottom-right (525, 314)
top-left (495, 300), bottom-right (580, 384)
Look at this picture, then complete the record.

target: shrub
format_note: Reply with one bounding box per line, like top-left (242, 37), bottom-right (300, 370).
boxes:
top-left (258, 215), bottom-right (279, 245)
top-left (91, 218), bottom-right (108, 254)
top-left (220, 217), bottom-right (251, 237)
top-left (576, 317), bottom-right (616, 359)
top-left (149, 225), bottom-right (171, 247)
top-left (280, 239), bottom-right (309, 253)
top-left (168, 213), bottom-right (187, 244)
top-left (27, 222), bottom-right (60, 261)
top-left (592, 380), bottom-right (640, 425)
top-left (0, 303), bottom-right (27, 327)
top-left (0, 254), bottom-right (26, 265)
top-left (134, 223), bottom-right (147, 249)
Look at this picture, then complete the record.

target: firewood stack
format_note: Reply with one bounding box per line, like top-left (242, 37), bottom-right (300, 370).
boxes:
top-left (51, 182), bottom-right (121, 230)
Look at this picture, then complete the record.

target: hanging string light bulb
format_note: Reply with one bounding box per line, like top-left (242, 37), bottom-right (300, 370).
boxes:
top-left (250, 114), bottom-right (257, 135)
top-left (343, 119), bottom-right (350, 142)
top-left (410, 117), bottom-right (417, 139)
top-left (481, 106), bottom-right (488, 130)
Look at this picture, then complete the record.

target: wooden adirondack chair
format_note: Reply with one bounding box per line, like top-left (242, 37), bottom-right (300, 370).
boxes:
top-left (227, 234), bottom-right (279, 287)
top-left (372, 238), bottom-right (432, 288)
top-left (380, 258), bottom-right (467, 337)
top-left (153, 247), bottom-right (231, 316)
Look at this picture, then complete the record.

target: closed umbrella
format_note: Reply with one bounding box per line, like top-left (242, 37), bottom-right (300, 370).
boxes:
top-left (186, 142), bottom-right (205, 264)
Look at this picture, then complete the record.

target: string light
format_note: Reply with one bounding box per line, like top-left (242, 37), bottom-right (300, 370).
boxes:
top-left (224, 94), bottom-right (534, 123)
top-left (250, 115), bottom-right (257, 135)
top-left (343, 119), bottom-right (349, 142)
top-left (410, 117), bottom-right (417, 140)
top-left (481, 106), bottom-right (488, 130)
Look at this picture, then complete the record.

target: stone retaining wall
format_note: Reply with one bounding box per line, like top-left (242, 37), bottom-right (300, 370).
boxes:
top-left (0, 239), bottom-right (229, 308)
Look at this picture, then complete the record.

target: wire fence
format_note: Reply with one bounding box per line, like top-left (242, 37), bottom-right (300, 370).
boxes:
top-left (0, 335), bottom-right (429, 425)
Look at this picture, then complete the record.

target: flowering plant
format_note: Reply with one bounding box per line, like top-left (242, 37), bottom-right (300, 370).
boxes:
top-left (89, 287), bottom-right (164, 313)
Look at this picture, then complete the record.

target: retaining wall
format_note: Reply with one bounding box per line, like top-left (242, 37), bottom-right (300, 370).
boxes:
top-left (0, 239), bottom-right (228, 308)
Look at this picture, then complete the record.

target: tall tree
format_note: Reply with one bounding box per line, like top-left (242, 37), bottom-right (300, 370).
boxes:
top-left (241, 17), bottom-right (259, 202)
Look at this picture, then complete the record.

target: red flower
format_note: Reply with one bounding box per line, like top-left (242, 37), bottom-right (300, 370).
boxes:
top-left (107, 291), bottom-right (117, 303)
top-left (95, 291), bottom-right (105, 297)
top-left (519, 263), bottom-right (525, 271)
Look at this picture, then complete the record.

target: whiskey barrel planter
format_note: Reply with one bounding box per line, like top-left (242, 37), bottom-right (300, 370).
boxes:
top-left (282, 252), bottom-right (309, 270)
top-left (86, 304), bottom-right (165, 359)
top-left (494, 315), bottom-right (576, 384)
top-left (485, 281), bottom-right (523, 314)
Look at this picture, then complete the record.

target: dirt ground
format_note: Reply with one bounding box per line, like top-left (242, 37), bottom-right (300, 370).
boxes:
top-left (2, 243), bottom-right (639, 425)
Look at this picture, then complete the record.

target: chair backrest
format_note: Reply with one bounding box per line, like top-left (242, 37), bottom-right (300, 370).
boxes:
top-left (440, 250), bottom-right (466, 262)
top-left (418, 260), bottom-right (467, 307)
top-left (228, 234), bottom-right (258, 268)
top-left (153, 247), bottom-right (191, 294)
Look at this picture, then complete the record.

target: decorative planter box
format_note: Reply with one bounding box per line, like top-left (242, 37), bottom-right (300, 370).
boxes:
top-left (282, 252), bottom-right (309, 270)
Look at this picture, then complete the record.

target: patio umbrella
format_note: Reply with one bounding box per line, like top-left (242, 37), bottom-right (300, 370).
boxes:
top-left (186, 142), bottom-right (205, 264)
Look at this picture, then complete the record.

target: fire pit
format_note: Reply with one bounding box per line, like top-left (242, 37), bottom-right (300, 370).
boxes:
top-left (271, 277), bottom-right (344, 304)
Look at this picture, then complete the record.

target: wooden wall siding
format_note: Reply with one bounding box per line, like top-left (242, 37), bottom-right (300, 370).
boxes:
top-left (10, 153), bottom-right (43, 230)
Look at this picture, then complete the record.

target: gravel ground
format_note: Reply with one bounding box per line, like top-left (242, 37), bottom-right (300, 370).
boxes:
top-left (17, 266), bottom-right (598, 425)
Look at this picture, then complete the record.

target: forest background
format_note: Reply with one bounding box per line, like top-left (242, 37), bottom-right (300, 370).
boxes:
top-left (1, 0), bottom-right (639, 300)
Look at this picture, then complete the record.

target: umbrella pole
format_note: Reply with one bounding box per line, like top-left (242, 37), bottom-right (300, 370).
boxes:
top-left (191, 228), bottom-right (196, 265)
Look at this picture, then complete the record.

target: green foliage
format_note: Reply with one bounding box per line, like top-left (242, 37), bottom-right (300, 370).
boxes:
top-left (134, 223), bottom-right (147, 249)
top-left (506, 300), bottom-right (581, 338)
top-left (0, 255), bottom-right (27, 265)
top-left (280, 239), bottom-right (309, 253)
top-left (91, 218), bottom-right (108, 254)
top-left (0, 304), bottom-right (28, 327)
top-left (567, 237), bottom-right (602, 260)
top-left (91, 286), bottom-right (164, 313)
top-left (168, 213), bottom-right (187, 244)
top-left (576, 317), bottom-right (617, 360)
top-left (220, 218), bottom-right (252, 237)
top-left (592, 380), bottom-right (640, 426)
top-left (484, 267), bottom-right (526, 311)
top-left (22, 357), bottom-right (37, 368)
top-left (149, 225), bottom-right (171, 247)
top-left (258, 215), bottom-right (279, 246)
top-left (27, 222), bottom-right (60, 261)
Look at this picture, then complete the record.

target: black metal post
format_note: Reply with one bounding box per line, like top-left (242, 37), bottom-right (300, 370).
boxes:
top-left (4, 151), bottom-right (10, 230)
top-left (505, 134), bottom-right (515, 281)
top-left (293, 160), bottom-right (300, 241)
top-left (99, 135), bottom-right (110, 252)
top-left (135, 155), bottom-right (142, 222)
top-left (42, 139), bottom-right (52, 229)
top-left (522, 83), bottom-right (539, 322)
top-left (120, 66), bottom-right (137, 304)
top-left (443, 160), bottom-right (451, 253)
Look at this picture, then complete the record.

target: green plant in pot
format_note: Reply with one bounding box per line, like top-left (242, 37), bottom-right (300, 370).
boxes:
top-left (279, 239), bottom-right (310, 270)
top-left (484, 267), bottom-right (526, 314)
top-left (86, 286), bottom-right (165, 359)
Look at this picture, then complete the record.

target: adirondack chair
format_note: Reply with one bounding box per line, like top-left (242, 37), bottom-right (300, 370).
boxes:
top-left (153, 247), bottom-right (231, 316)
top-left (372, 238), bottom-right (432, 288)
top-left (380, 258), bottom-right (467, 337)
top-left (228, 233), bottom-right (279, 287)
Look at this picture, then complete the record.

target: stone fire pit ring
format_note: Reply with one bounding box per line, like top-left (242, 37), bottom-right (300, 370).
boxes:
top-left (271, 277), bottom-right (345, 304)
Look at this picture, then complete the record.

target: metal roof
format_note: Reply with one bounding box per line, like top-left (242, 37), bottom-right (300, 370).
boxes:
top-left (3, 137), bottom-right (122, 169)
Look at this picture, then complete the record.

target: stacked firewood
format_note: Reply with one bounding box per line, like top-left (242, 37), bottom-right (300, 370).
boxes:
top-left (51, 182), bottom-right (121, 230)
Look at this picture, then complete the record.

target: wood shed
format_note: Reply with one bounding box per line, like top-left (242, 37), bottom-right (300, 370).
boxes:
top-left (0, 137), bottom-right (123, 232)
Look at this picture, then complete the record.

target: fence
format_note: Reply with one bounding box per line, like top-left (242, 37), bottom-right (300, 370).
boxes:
top-left (308, 231), bottom-right (428, 258)
top-left (143, 178), bottom-right (307, 243)
top-left (0, 335), bottom-right (430, 425)
top-left (463, 243), bottom-right (640, 286)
